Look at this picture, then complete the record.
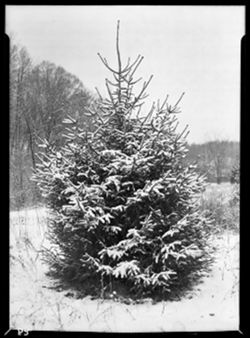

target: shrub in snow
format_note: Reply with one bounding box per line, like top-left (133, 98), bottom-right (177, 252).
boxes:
top-left (33, 22), bottom-right (213, 299)
top-left (230, 163), bottom-right (240, 185)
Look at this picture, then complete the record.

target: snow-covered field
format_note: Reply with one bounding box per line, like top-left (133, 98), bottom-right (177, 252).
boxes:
top-left (9, 203), bottom-right (239, 332)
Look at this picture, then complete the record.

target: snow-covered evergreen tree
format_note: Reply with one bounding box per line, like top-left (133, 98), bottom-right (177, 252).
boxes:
top-left (33, 21), bottom-right (213, 300)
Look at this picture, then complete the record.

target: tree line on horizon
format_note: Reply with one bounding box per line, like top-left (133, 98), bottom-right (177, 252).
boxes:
top-left (9, 41), bottom-right (240, 210)
top-left (186, 141), bottom-right (239, 184)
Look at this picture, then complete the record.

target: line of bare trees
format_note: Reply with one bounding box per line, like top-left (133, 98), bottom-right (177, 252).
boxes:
top-left (186, 140), bottom-right (240, 184)
top-left (10, 42), bottom-right (96, 209)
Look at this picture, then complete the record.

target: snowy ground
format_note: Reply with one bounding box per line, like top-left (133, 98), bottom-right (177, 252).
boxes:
top-left (9, 206), bottom-right (239, 332)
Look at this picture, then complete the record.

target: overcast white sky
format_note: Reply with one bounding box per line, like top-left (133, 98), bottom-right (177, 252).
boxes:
top-left (6, 5), bottom-right (244, 143)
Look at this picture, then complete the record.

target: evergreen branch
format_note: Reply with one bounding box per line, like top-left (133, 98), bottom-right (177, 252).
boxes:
top-left (112, 70), bottom-right (133, 85)
top-left (157, 99), bottom-right (160, 112)
top-left (105, 79), bottom-right (116, 106)
top-left (106, 78), bottom-right (120, 87)
top-left (97, 52), bottom-right (130, 78)
top-left (173, 92), bottom-right (185, 109)
top-left (118, 55), bottom-right (143, 82)
top-left (116, 20), bottom-right (122, 74)
top-left (116, 20), bottom-right (122, 103)
top-left (95, 87), bottom-right (103, 100)
top-left (175, 124), bottom-right (189, 142)
top-left (130, 55), bottom-right (144, 78)
top-left (172, 121), bottom-right (180, 133)
top-left (97, 53), bottom-right (120, 75)
top-left (132, 74), bottom-right (153, 109)
top-left (134, 102), bottom-right (145, 110)
top-left (130, 77), bottom-right (143, 85)
top-left (135, 103), bottom-right (144, 120)
top-left (92, 112), bottom-right (118, 138)
top-left (183, 130), bottom-right (190, 139)
top-left (86, 107), bottom-right (97, 117)
top-left (111, 55), bottom-right (143, 86)
top-left (124, 56), bottom-right (131, 71)
top-left (93, 110), bottom-right (105, 125)
top-left (160, 94), bottom-right (169, 111)
top-left (141, 93), bottom-right (150, 100)
top-left (140, 102), bottom-right (155, 130)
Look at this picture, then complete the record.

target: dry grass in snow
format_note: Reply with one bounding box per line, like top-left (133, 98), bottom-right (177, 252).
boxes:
top-left (9, 186), bottom-right (239, 332)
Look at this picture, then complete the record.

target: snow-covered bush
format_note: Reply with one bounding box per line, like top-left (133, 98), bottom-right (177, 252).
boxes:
top-left (200, 183), bottom-right (239, 234)
top-left (33, 22), bottom-right (213, 299)
top-left (230, 163), bottom-right (240, 184)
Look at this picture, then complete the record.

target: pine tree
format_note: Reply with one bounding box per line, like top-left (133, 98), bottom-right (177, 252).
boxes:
top-left (33, 21), bottom-right (213, 300)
